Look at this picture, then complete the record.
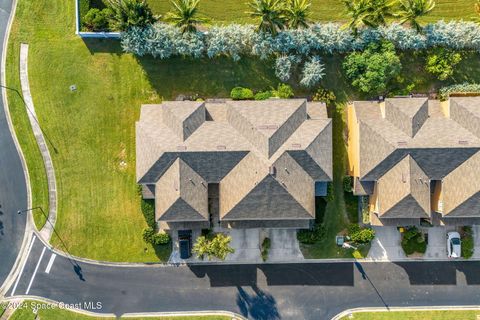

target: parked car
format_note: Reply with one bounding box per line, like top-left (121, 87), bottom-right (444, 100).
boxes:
top-left (178, 230), bottom-right (192, 259)
top-left (447, 231), bottom-right (461, 258)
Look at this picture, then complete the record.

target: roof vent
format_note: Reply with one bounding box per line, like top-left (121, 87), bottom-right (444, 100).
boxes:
top-left (401, 173), bottom-right (407, 183)
top-left (458, 140), bottom-right (469, 145)
top-left (269, 166), bottom-right (276, 176)
top-left (176, 145), bottom-right (187, 151)
top-left (216, 145), bottom-right (227, 150)
top-left (397, 141), bottom-right (407, 147)
top-left (291, 143), bottom-right (302, 149)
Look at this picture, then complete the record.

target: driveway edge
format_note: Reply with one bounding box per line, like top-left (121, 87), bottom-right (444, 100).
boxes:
top-left (331, 306), bottom-right (480, 320)
top-left (1, 296), bottom-right (247, 319)
top-left (0, 0), bottom-right (35, 298)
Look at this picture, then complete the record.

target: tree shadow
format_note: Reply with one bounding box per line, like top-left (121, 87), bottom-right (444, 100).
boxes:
top-left (135, 55), bottom-right (279, 100)
top-left (453, 261), bottom-right (480, 285)
top-left (258, 263), bottom-right (354, 286)
top-left (394, 261), bottom-right (457, 285)
top-left (236, 285), bottom-right (280, 320)
top-left (188, 264), bottom-right (257, 287)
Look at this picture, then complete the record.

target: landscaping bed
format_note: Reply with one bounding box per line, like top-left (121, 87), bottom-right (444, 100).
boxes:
top-left (401, 227), bottom-right (427, 256)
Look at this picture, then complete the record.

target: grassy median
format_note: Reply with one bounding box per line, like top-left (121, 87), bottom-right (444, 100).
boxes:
top-left (341, 310), bottom-right (480, 320)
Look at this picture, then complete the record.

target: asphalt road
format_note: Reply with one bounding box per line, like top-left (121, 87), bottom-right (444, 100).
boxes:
top-left (0, 0), bottom-right (28, 289)
top-left (9, 239), bottom-right (480, 319)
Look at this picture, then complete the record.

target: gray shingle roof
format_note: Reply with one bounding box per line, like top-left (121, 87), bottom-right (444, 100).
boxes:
top-left (137, 99), bottom-right (332, 223)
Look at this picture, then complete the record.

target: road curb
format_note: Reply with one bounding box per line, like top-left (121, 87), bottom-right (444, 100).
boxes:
top-left (0, 0), bottom-right (36, 299)
top-left (0, 296), bottom-right (247, 319)
top-left (331, 305), bottom-right (480, 320)
top-left (29, 232), bottom-right (480, 268)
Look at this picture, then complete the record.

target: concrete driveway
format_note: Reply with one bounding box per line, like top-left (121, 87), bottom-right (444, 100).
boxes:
top-left (268, 229), bottom-right (303, 262)
top-left (226, 229), bottom-right (261, 263)
top-left (425, 227), bottom-right (447, 259)
top-left (368, 226), bottom-right (406, 261)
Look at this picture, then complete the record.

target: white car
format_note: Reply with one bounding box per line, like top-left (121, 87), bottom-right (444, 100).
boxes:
top-left (447, 231), bottom-right (461, 258)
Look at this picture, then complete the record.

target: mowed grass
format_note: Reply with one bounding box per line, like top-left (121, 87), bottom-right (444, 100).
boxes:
top-left (7, 0), bottom-right (480, 262)
top-left (8, 300), bottom-right (231, 320)
top-left (341, 310), bottom-right (480, 320)
top-left (147, 0), bottom-right (479, 24)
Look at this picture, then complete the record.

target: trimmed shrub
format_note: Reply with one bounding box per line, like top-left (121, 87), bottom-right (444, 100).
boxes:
top-left (108, 0), bottom-right (157, 31)
top-left (254, 91), bottom-right (273, 100)
top-left (142, 227), bottom-right (155, 243)
top-left (83, 8), bottom-right (112, 31)
top-left (461, 226), bottom-right (474, 259)
top-left (300, 56), bottom-right (325, 88)
top-left (297, 224), bottom-right (325, 244)
top-left (141, 199), bottom-right (155, 228)
top-left (230, 87), bottom-right (254, 100)
top-left (79, 0), bottom-right (91, 21)
top-left (312, 87), bottom-right (336, 105)
top-left (439, 83), bottom-right (480, 101)
top-left (347, 224), bottom-right (375, 244)
top-left (261, 237), bottom-right (271, 261)
top-left (401, 226), bottom-right (426, 255)
top-left (425, 48), bottom-right (462, 81)
top-left (271, 83), bottom-right (294, 98)
top-left (152, 232), bottom-right (170, 245)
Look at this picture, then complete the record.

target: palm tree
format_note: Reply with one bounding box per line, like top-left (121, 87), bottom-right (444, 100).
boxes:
top-left (165, 0), bottom-right (206, 33)
top-left (343, 0), bottom-right (370, 34)
top-left (107, 0), bottom-right (157, 31)
top-left (361, 0), bottom-right (397, 28)
top-left (247, 0), bottom-right (286, 35)
top-left (343, 0), bottom-right (396, 33)
top-left (284, 0), bottom-right (311, 29)
top-left (397, 0), bottom-right (435, 32)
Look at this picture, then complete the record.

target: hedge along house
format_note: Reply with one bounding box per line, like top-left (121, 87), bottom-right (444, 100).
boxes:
top-left (347, 97), bottom-right (480, 226)
top-left (136, 100), bottom-right (332, 232)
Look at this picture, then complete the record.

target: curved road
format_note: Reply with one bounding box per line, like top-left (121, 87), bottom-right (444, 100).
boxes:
top-left (0, 0), bottom-right (28, 289)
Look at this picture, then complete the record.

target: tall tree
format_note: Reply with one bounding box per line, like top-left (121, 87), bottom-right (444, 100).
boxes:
top-left (166, 0), bottom-right (206, 33)
top-left (107, 0), bottom-right (157, 31)
top-left (397, 0), bottom-right (435, 32)
top-left (343, 0), bottom-right (396, 33)
top-left (284, 0), bottom-right (311, 29)
top-left (247, 0), bottom-right (286, 34)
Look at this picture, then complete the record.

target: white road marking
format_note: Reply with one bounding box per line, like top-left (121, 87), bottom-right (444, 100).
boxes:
top-left (44, 253), bottom-right (56, 274)
top-left (11, 235), bottom-right (36, 296)
top-left (25, 246), bottom-right (46, 295)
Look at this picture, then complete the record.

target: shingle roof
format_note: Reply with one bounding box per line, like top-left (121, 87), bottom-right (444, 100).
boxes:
top-left (137, 99), bottom-right (332, 222)
top-left (352, 97), bottom-right (480, 220)
top-left (377, 155), bottom-right (430, 218)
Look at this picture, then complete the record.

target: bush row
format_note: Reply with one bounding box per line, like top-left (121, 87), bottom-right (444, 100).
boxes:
top-left (438, 83), bottom-right (480, 101)
top-left (122, 21), bottom-right (480, 60)
top-left (230, 84), bottom-right (294, 100)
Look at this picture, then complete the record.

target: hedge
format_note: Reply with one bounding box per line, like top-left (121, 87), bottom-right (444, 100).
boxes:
top-left (438, 83), bottom-right (480, 101)
top-left (122, 21), bottom-right (480, 60)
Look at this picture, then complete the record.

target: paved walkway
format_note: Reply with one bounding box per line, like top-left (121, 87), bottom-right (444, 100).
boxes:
top-left (19, 43), bottom-right (56, 241)
top-left (473, 225), bottom-right (480, 259)
top-left (368, 226), bottom-right (406, 261)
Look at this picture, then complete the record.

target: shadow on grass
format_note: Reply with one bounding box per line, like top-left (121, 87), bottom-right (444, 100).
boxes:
top-left (82, 38), bottom-right (123, 55)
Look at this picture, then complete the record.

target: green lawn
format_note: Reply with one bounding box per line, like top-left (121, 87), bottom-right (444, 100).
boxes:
top-left (341, 310), bottom-right (480, 320)
top-left (7, 300), bottom-right (231, 320)
top-left (148, 0), bottom-right (479, 25)
top-left (7, 0), bottom-right (480, 262)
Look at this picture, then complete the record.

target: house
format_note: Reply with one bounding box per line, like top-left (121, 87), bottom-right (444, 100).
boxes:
top-left (136, 99), bottom-right (332, 232)
top-left (347, 96), bottom-right (480, 226)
